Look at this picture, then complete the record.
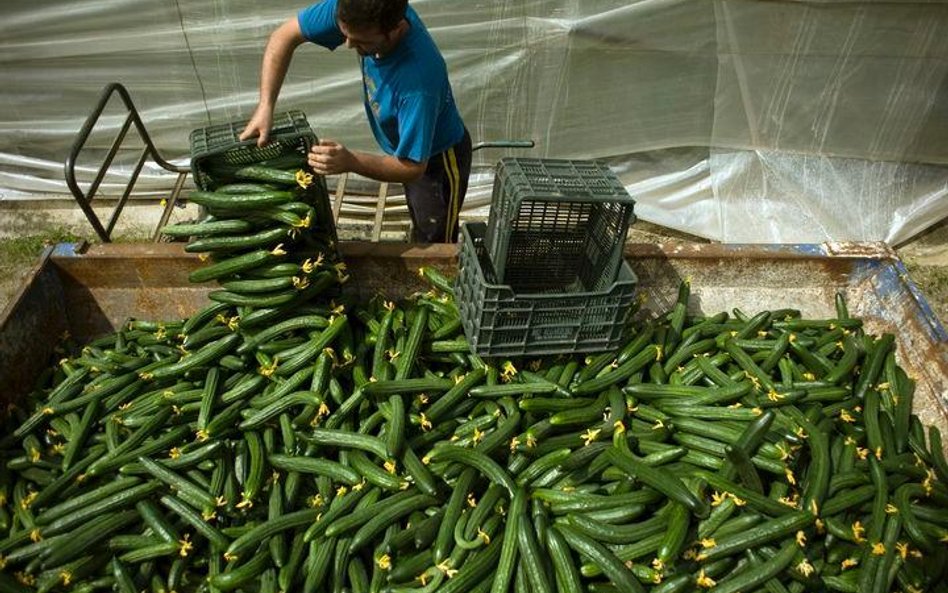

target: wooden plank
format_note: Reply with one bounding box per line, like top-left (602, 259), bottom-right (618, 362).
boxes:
top-left (372, 182), bottom-right (389, 242)
top-left (333, 173), bottom-right (348, 222)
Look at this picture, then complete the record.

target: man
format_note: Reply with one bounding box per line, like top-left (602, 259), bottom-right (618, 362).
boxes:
top-left (240, 0), bottom-right (471, 243)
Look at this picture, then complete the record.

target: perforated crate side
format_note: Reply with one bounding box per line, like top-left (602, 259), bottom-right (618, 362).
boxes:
top-left (189, 111), bottom-right (316, 191)
top-left (456, 223), bottom-right (637, 358)
top-left (484, 157), bottom-right (635, 294)
top-left (485, 157), bottom-right (631, 253)
top-left (187, 111), bottom-right (338, 259)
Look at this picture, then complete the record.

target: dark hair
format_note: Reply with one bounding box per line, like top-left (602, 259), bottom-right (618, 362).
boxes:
top-left (336, 0), bottom-right (408, 33)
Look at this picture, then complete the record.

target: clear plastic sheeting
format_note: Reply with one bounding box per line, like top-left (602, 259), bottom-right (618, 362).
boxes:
top-left (708, 149), bottom-right (948, 244)
top-left (1, 0), bottom-right (946, 243)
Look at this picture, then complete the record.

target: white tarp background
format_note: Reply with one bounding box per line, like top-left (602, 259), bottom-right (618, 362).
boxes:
top-left (1, 0), bottom-right (947, 243)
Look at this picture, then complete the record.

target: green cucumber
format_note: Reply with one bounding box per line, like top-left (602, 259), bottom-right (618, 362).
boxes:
top-left (186, 227), bottom-right (292, 254)
top-left (188, 189), bottom-right (296, 210)
top-left (234, 165), bottom-right (301, 185)
top-left (189, 248), bottom-right (284, 284)
top-left (161, 219), bottom-right (255, 238)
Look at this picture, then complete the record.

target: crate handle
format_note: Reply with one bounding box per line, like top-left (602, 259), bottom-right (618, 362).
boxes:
top-left (472, 140), bottom-right (535, 152)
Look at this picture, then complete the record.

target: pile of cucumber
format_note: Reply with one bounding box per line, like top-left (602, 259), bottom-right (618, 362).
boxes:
top-left (162, 161), bottom-right (341, 321)
top-left (1, 190), bottom-right (947, 593)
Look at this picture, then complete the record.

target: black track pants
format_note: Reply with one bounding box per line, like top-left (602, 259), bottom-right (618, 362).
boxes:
top-left (403, 128), bottom-right (472, 243)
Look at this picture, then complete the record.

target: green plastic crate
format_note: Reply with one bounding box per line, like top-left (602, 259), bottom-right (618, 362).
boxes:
top-left (485, 157), bottom-right (636, 294)
top-left (190, 110), bottom-right (315, 191)
top-left (188, 110), bottom-right (338, 258)
top-left (456, 222), bottom-right (637, 357)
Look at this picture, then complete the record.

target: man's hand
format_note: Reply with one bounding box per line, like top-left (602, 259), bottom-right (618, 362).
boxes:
top-left (307, 143), bottom-right (426, 182)
top-left (308, 140), bottom-right (355, 176)
top-left (239, 106), bottom-right (274, 147)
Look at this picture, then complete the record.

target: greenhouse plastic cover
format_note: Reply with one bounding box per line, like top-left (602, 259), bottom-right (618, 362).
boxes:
top-left (1, 0), bottom-right (947, 244)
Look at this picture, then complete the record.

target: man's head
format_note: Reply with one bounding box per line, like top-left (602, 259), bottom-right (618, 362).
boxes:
top-left (337, 0), bottom-right (409, 58)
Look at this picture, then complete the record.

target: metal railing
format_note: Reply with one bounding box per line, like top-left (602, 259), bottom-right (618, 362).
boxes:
top-left (64, 83), bottom-right (190, 242)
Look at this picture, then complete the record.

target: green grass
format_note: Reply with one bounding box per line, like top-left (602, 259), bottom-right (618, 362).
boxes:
top-left (1, 228), bottom-right (85, 260)
top-left (0, 225), bottom-right (153, 267)
top-left (904, 261), bottom-right (948, 327)
top-left (0, 228), bottom-right (88, 308)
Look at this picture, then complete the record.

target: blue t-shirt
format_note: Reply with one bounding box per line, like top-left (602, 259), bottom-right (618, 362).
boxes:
top-left (298, 0), bottom-right (465, 163)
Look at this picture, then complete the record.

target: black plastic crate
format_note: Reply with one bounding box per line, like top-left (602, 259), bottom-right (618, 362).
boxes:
top-left (456, 222), bottom-right (637, 357)
top-left (190, 110), bottom-right (316, 191)
top-left (485, 157), bottom-right (636, 293)
top-left (188, 110), bottom-right (338, 257)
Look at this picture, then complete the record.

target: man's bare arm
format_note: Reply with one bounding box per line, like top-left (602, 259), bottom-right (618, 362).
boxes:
top-left (309, 140), bottom-right (427, 183)
top-left (240, 18), bottom-right (307, 146)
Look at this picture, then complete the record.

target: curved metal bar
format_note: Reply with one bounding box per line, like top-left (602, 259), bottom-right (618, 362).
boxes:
top-left (471, 139), bottom-right (535, 152)
top-left (63, 82), bottom-right (190, 242)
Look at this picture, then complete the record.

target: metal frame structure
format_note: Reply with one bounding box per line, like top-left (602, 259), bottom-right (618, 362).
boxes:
top-left (64, 82), bottom-right (190, 242)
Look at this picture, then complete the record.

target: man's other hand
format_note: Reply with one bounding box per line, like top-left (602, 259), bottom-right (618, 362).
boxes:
top-left (239, 107), bottom-right (274, 147)
top-left (309, 140), bottom-right (354, 176)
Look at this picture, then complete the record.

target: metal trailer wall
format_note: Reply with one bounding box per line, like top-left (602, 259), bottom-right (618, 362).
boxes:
top-left (2, 240), bottom-right (945, 440)
top-left (2, 0), bottom-right (948, 243)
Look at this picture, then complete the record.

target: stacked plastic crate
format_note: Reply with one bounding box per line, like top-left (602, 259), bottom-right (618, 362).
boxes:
top-left (456, 157), bottom-right (638, 357)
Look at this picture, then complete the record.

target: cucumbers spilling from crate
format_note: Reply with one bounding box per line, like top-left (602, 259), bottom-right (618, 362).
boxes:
top-left (169, 167), bottom-right (343, 330)
top-left (2, 262), bottom-right (947, 592)
top-left (162, 163), bottom-right (337, 289)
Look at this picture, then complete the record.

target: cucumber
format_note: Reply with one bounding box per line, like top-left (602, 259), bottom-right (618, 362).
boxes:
top-left (362, 377), bottom-right (454, 397)
top-left (216, 183), bottom-right (282, 194)
top-left (210, 550), bottom-right (270, 591)
top-left (42, 511), bottom-right (140, 568)
top-left (208, 287), bottom-right (302, 308)
top-left (302, 428), bottom-right (389, 459)
top-left (605, 448), bottom-right (709, 518)
top-left (220, 276), bottom-right (296, 294)
top-left (245, 262), bottom-right (303, 279)
top-left (138, 457), bottom-right (218, 511)
top-left (556, 524), bottom-right (644, 593)
top-left (428, 446), bottom-right (517, 495)
top-left (161, 219), bottom-right (255, 238)
top-left (142, 333), bottom-right (240, 381)
top-left (268, 454), bottom-right (360, 485)
top-left (188, 248), bottom-right (284, 284)
top-left (185, 226), bottom-right (292, 254)
top-left (712, 540), bottom-right (798, 593)
top-left (225, 508), bottom-right (320, 560)
top-left (696, 511), bottom-right (814, 562)
top-left (234, 165), bottom-right (300, 185)
top-left (188, 189), bottom-right (296, 210)
top-left (159, 495), bottom-right (230, 550)
top-left (40, 481), bottom-right (162, 536)
top-left (347, 493), bottom-right (437, 553)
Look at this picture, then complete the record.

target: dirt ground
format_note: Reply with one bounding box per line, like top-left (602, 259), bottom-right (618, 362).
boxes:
top-left (1, 204), bottom-right (946, 329)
